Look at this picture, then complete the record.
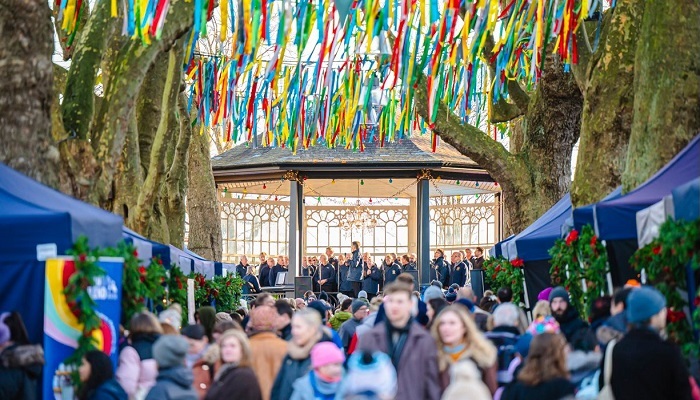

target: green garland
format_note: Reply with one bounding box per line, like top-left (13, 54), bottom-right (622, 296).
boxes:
top-left (101, 242), bottom-right (148, 323)
top-left (189, 272), bottom-right (244, 312)
top-left (165, 265), bottom-right (188, 322)
top-left (483, 256), bottom-right (525, 305)
top-left (64, 237), bottom-right (104, 381)
top-left (144, 256), bottom-right (167, 303)
top-left (549, 225), bottom-right (610, 320)
top-left (631, 218), bottom-right (700, 356)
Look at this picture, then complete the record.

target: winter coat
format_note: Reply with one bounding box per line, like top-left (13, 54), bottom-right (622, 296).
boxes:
top-left (88, 379), bottom-right (128, 400)
top-left (204, 364), bottom-right (263, 400)
top-left (145, 366), bottom-right (198, 400)
top-left (236, 263), bottom-right (248, 278)
top-left (431, 257), bottom-right (450, 287)
top-left (329, 311), bottom-right (352, 331)
top-left (555, 306), bottom-right (595, 351)
top-left (472, 256), bottom-right (484, 270)
top-left (384, 263), bottom-right (402, 285)
top-left (596, 312), bottom-right (626, 347)
top-left (116, 333), bottom-right (160, 398)
top-left (437, 348), bottom-right (498, 395)
top-left (361, 264), bottom-right (381, 295)
top-left (270, 264), bottom-right (287, 286)
top-left (599, 327), bottom-right (692, 400)
top-left (271, 332), bottom-right (331, 400)
top-left (357, 320), bottom-right (441, 400)
top-left (249, 331), bottom-right (288, 400)
top-left (315, 263), bottom-right (337, 291)
top-left (290, 371), bottom-right (341, 400)
top-left (347, 250), bottom-right (363, 282)
top-left (192, 358), bottom-right (214, 399)
top-left (449, 261), bottom-right (468, 287)
top-left (243, 274), bottom-right (262, 294)
top-left (441, 360), bottom-right (492, 400)
top-left (500, 377), bottom-right (575, 400)
top-left (0, 344), bottom-right (44, 400)
top-left (338, 264), bottom-right (353, 292)
top-left (485, 325), bottom-right (520, 386)
top-left (259, 266), bottom-right (271, 288)
top-left (338, 318), bottom-right (364, 352)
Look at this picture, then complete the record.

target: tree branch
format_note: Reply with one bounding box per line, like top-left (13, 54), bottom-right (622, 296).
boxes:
top-left (482, 34), bottom-right (530, 122)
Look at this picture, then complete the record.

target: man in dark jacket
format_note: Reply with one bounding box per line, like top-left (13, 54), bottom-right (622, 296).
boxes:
top-left (361, 255), bottom-right (382, 300)
top-left (599, 286), bottom-right (692, 400)
top-left (274, 299), bottom-right (294, 340)
top-left (357, 282), bottom-right (441, 400)
top-left (242, 266), bottom-right (262, 294)
top-left (383, 254), bottom-right (402, 285)
top-left (431, 249), bottom-right (450, 289)
top-left (236, 256), bottom-right (249, 278)
top-left (549, 286), bottom-right (595, 351)
top-left (348, 242), bottom-right (364, 297)
top-left (338, 300), bottom-right (368, 353)
top-left (259, 257), bottom-right (274, 288)
top-left (472, 247), bottom-right (485, 270)
top-left (449, 251), bottom-right (468, 287)
top-left (315, 254), bottom-right (337, 293)
top-left (269, 255), bottom-right (287, 286)
top-left (146, 335), bottom-right (197, 400)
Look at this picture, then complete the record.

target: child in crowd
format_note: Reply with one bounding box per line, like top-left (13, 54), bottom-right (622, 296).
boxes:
top-left (290, 342), bottom-right (345, 400)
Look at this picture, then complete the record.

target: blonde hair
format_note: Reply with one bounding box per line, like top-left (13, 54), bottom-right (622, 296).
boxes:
top-left (532, 300), bottom-right (552, 320)
top-left (218, 329), bottom-right (253, 368)
top-left (129, 311), bottom-right (163, 335)
top-left (431, 306), bottom-right (497, 372)
top-left (294, 308), bottom-right (322, 328)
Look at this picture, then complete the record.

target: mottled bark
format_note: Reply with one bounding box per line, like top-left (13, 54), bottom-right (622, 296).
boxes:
top-left (188, 125), bottom-right (223, 261)
top-left (572, 0), bottom-right (644, 206)
top-left (112, 113), bottom-right (143, 220)
top-left (163, 92), bottom-right (192, 247)
top-left (623, 0), bottom-right (700, 191)
top-left (0, 0), bottom-right (58, 187)
top-left (136, 58), bottom-right (170, 176)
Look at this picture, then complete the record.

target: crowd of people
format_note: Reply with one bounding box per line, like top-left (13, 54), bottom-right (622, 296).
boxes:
top-left (2, 267), bottom-right (698, 400)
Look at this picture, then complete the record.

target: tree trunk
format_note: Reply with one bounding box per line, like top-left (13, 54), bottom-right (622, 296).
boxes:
top-left (0, 0), bottom-right (58, 187)
top-left (187, 126), bottom-right (223, 261)
top-left (623, 0), bottom-right (700, 191)
top-left (571, 0), bottom-right (645, 206)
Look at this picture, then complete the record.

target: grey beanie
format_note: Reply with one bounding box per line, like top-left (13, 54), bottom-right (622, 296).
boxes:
top-left (358, 290), bottom-right (368, 299)
top-left (627, 286), bottom-right (666, 323)
top-left (352, 299), bottom-right (367, 314)
top-left (153, 335), bottom-right (188, 369)
top-left (548, 286), bottom-right (570, 304)
top-left (423, 285), bottom-right (445, 302)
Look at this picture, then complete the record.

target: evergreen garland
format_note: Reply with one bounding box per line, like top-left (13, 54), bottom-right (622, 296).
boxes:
top-left (549, 224), bottom-right (610, 320)
top-left (483, 256), bottom-right (525, 305)
top-left (631, 219), bottom-right (700, 356)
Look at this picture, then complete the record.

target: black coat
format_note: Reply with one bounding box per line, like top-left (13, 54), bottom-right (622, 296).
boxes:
top-left (472, 256), bottom-right (484, 270)
top-left (361, 264), bottom-right (382, 294)
top-left (236, 263), bottom-right (248, 278)
top-left (501, 378), bottom-right (575, 400)
top-left (204, 365), bottom-right (262, 400)
top-left (0, 344), bottom-right (43, 400)
top-left (450, 261), bottom-right (468, 287)
top-left (384, 262), bottom-right (402, 285)
top-left (599, 327), bottom-right (692, 400)
top-left (259, 265), bottom-right (271, 288)
top-left (242, 274), bottom-right (262, 294)
top-left (431, 257), bottom-right (450, 287)
top-left (269, 264), bottom-right (287, 286)
top-left (339, 263), bottom-right (353, 292)
top-left (315, 263), bottom-right (337, 291)
top-left (555, 306), bottom-right (595, 351)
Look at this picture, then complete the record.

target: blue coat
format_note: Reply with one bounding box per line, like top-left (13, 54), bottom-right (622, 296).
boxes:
top-left (450, 261), bottom-right (467, 287)
top-left (315, 264), bottom-right (336, 287)
top-left (384, 262), bottom-right (402, 285)
top-left (242, 274), bottom-right (261, 294)
top-left (235, 263), bottom-right (247, 278)
top-left (347, 250), bottom-right (363, 282)
top-left (145, 367), bottom-right (198, 400)
top-left (361, 264), bottom-right (381, 294)
top-left (433, 257), bottom-right (449, 287)
top-left (339, 263), bottom-right (353, 292)
top-left (88, 379), bottom-right (128, 400)
top-left (270, 264), bottom-right (287, 286)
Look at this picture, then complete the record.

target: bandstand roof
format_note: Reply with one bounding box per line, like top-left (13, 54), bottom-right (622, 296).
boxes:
top-left (212, 136), bottom-right (500, 197)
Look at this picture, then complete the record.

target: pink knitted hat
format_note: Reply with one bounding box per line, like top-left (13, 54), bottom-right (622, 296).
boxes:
top-left (310, 342), bottom-right (345, 369)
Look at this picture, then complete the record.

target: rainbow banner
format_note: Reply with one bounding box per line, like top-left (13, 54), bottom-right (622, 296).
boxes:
top-left (43, 257), bottom-right (123, 400)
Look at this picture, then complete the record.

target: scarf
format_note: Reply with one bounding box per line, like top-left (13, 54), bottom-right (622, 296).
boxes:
top-left (443, 343), bottom-right (468, 363)
top-left (385, 318), bottom-right (413, 370)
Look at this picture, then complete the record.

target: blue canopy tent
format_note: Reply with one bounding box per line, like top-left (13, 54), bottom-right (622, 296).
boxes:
top-left (673, 177), bottom-right (700, 222)
top-left (489, 235), bottom-right (515, 258)
top-left (0, 163), bottom-right (123, 345)
top-left (570, 186), bottom-right (623, 232)
top-left (501, 194), bottom-right (571, 309)
top-left (122, 227), bottom-right (172, 267)
top-left (184, 248), bottom-right (216, 278)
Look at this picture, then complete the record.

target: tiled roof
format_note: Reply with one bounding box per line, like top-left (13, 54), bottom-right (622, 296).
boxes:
top-left (211, 135), bottom-right (477, 170)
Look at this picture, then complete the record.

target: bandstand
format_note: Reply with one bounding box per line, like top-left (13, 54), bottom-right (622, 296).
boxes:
top-left (211, 135), bottom-right (503, 287)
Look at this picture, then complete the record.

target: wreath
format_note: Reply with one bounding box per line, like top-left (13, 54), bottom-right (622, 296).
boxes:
top-left (188, 272), bottom-right (244, 312)
top-left (549, 224), bottom-right (610, 320)
top-left (631, 218), bottom-right (700, 356)
top-left (483, 256), bottom-right (525, 305)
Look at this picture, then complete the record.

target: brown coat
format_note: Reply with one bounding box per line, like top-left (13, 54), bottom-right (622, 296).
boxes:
top-left (249, 331), bottom-right (288, 400)
top-left (192, 359), bottom-right (213, 400)
top-left (357, 321), bottom-right (441, 400)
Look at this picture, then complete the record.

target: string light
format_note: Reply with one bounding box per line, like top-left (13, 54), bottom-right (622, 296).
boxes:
top-left (456, 180), bottom-right (460, 185)
top-left (389, 178), bottom-right (393, 183)
top-left (360, 179), bottom-right (364, 185)
top-left (331, 179), bottom-right (335, 184)
top-left (475, 182), bottom-right (479, 187)
top-left (263, 184), bottom-right (267, 189)
top-left (243, 187), bottom-right (248, 194)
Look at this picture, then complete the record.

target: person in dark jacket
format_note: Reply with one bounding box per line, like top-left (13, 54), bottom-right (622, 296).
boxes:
top-left (357, 282), bottom-right (441, 400)
top-left (361, 255), bottom-right (382, 300)
top-left (325, 247), bottom-right (338, 270)
top-left (338, 255), bottom-right (353, 297)
top-left (501, 332), bottom-right (575, 400)
top-left (338, 300), bottom-right (368, 353)
top-left (0, 312), bottom-right (44, 400)
top-left (146, 335), bottom-right (198, 400)
top-left (449, 252), bottom-right (468, 287)
top-left (271, 309), bottom-right (330, 400)
top-left (315, 255), bottom-right (337, 293)
top-left (243, 265), bottom-right (262, 294)
top-left (431, 249), bottom-right (450, 288)
top-left (274, 300), bottom-right (294, 341)
top-left (472, 247), bottom-right (485, 270)
top-left (236, 256), bottom-right (250, 278)
top-left (549, 286), bottom-right (595, 351)
top-left (383, 254), bottom-right (402, 285)
top-left (347, 242), bottom-right (364, 297)
top-left (484, 303), bottom-right (521, 387)
top-left (78, 350), bottom-right (128, 400)
top-left (598, 286), bottom-right (693, 400)
top-left (596, 287), bottom-right (633, 347)
top-left (260, 257), bottom-right (274, 288)
top-left (270, 255), bottom-right (288, 286)
top-left (204, 330), bottom-right (262, 400)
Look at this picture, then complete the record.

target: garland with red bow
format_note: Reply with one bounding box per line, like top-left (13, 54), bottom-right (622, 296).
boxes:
top-left (483, 256), bottom-right (525, 305)
top-left (549, 224), bottom-right (610, 320)
top-left (189, 272), bottom-right (244, 312)
top-left (631, 219), bottom-right (700, 356)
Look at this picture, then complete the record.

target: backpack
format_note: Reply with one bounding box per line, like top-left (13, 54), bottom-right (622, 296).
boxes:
top-left (486, 332), bottom-right (519, 386)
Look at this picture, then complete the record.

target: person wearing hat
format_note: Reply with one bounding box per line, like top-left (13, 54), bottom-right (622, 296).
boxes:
top-left (289, 342), bottom-right (346, 400)
top-left (181, 325), bottom-right (212, 399)
top-left (423, 284), bottom-right (445, 303)
top-left (248, 306), bottom-right (288, 400)
top-left (145, 335), bottom-right (198, 400)
top-left (599, 286), bottom-right (692, 400)
top-left (548, 286), bottom-right (594, 351)
top-left (338, 300), bottom-right (368, 354)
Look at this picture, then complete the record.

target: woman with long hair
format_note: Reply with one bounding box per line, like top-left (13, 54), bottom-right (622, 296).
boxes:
top-left (500, 333), bottom-right (575, 400)
top-left (78, 350), bottom-right (128, 400)
top-left (430, 305), bottom-right (498, 394)
top-left (270, 309), bottom-right (328, 400)
top-left (204, 330), bottom-right (262, 400)
top-left (116, 311), bottom-right (163, 399)
top-left (0, 312), bottom-right (44, 399)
